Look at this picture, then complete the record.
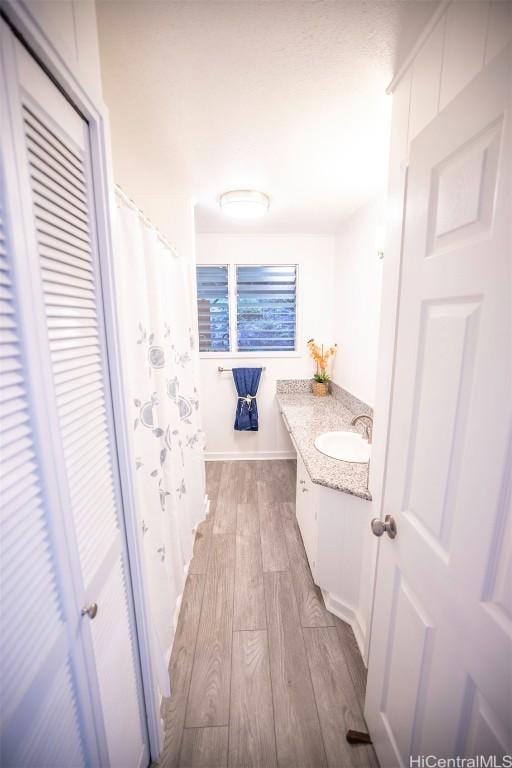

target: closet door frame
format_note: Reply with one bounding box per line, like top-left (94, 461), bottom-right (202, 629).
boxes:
top-left (0, 2), bottom-right (162, 759)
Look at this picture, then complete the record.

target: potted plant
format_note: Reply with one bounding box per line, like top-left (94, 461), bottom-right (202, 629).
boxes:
top-left (307, 339), bottom-right (337, 396)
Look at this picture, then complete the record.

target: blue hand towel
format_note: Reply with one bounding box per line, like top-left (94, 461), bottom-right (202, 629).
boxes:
top-left (232, 367), bottom-right (262, 431)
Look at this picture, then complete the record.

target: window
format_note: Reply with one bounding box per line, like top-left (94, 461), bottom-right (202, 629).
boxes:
top-left (196, 264), bottom-right (297, 354)
top-left (236, 265), bottom-right (297, 352)
top-left (196, 265), bottom-right (230, 352)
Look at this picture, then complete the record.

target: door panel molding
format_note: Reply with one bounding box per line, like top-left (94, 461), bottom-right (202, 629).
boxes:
top-left (366, 42), bottom-right (512, 765)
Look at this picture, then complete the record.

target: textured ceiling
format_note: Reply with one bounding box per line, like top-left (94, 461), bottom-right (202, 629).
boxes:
top-left (97, 0), bottom-right (438, 233)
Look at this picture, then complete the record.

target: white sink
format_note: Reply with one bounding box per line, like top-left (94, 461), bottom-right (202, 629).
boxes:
top-left (314, 431), bottom-right (371, 463)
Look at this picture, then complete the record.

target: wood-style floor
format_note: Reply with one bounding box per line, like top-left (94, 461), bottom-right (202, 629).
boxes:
top-left (157, 460), bottom-right (378, 768)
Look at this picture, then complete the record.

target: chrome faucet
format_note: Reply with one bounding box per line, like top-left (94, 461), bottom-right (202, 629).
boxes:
top-left (351, 414), bottom-right (373, 444)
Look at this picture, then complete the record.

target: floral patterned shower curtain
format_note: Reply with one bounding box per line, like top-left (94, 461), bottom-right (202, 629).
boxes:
top-left (113, 192), bottom-right (205, 694)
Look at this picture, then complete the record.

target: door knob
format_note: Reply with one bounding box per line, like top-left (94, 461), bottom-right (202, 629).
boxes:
top-left (81, 602), bottom-right (98, 619)
top-left (371, 515), bottom-right (397, 539)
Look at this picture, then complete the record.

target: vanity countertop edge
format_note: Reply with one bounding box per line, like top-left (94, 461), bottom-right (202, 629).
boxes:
top-left (276, 389), bottom-right (372, 501)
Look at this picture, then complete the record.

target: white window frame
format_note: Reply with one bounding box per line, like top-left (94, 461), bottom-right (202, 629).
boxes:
top-left (199, 262), bottom-right (301, 359)
top-left (196, 263), bottom-right (231, 354)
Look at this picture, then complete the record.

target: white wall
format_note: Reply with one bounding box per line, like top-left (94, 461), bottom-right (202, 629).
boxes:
top-left (331, 196), bottom-right (385, 407)
top-left (197, 234), bottom-right (336, 459)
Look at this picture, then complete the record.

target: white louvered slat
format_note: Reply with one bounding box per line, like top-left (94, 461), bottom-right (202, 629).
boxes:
top-left (0, 418), bottom-right (30, 452)
top-left (26, 134), bottom-right (87, 193)
top-left (1, 497), bottom-right (41, 555)
top-left (44, 286), bottom-right (96, 307)
top-left (41, 249), bottom-right (94, 275)
top-left (36, 210), bottom-right (91, 247)
top-left (58, 386), bottom-right (105, 424)
top-left (39, 231), bottom-right (92, 261)
top-left (59, 402), bottom-right (106, 442)
top-left (0, 193), bottom-right (86, 765)
top-left (0, 366), bottom-right (24, 387)
top-left (37, 223), bottom-right (92, 257)
top-left (68, 453), bottom-right (113, 500)
top-left (27, 151), bottom-right (88, 208)
top-left (29, 162), bottom-right (88, 212)
top-left (23, 105), bottom-right (83, 171)
top-left (31, 175), bottom-right (89, 223)
top-left (34, 194), bottom-right (90, 234)
top-left (50, 337), bottom-right (98, 356)
top-left (22, 104), bottom-right (121, 588)
top-left (53, 352), bottom-right (101, 377)
top-left (64, 398), bottom-right (105, 439)
top-left (48, 329), bottom-right (98, 347)
top-left (56, 373), bottom-right (103, 404)
top-left (12, 660), bottom-right (85, 768)
top-left (1, 483), bottom-right (40, 526)
top-left (54, 360), bottom-right (102, 388)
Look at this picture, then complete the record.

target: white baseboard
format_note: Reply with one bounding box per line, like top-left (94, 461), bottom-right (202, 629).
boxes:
top-left (205, 450), bottom-right (296, 461)
top-left (322, 590), bottom-right (367, 665)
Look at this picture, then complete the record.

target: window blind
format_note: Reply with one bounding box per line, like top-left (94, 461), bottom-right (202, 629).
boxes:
top-left (196, 265), bottom-right (230, 352)
top-left (236, 265), bottom-right (297, 351)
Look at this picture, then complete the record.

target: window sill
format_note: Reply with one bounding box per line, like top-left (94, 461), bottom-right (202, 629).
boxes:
top-left (199, 351), bottom-right (302, 360)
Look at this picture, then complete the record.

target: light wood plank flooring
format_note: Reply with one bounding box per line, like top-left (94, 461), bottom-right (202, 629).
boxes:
top-left (157, 460), bottom-right (378, 768)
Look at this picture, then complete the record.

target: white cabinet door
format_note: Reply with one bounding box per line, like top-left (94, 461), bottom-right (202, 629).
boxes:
top-left (0, 26), bottom-right (149, 768)
top-left (365, 45), bottom-right (512, 764)
top-left (295, 453), bottom-right (318, 576)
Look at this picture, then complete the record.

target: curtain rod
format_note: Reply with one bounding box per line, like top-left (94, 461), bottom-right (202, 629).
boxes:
top-left (114, 184), bottom-right (178, 255)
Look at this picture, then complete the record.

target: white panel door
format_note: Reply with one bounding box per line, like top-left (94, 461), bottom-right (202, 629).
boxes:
top-left (1, 27), bottom-right (149, 768)
top-left (365, 44), bottom-right (512, 765)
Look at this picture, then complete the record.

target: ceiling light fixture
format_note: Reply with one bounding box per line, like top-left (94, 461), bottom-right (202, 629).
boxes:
top-left (219, 190), bottom-right (270, 219)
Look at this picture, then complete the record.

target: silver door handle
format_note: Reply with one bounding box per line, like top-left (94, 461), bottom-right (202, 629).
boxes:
top-left (302, 487), bottom-right (309, 493)
top-left (81, 602), bottom-right (98, 619)
top-left (371, 515), bottom-right (397, 539)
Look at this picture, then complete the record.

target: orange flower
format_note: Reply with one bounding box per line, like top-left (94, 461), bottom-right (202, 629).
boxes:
top-left (307, 338), bottom-right (337, 375)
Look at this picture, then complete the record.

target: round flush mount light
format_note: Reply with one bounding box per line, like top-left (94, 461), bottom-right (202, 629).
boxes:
top-left (219, 190), bottom-right (270, 219)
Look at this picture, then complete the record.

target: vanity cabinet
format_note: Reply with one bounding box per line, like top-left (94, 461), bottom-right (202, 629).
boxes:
top-left (293, 450), bottom-right (376, 660)
top-left (278, 400), bottom-right (376, 660)
top-left (295, 454), bottom-right (318, 577)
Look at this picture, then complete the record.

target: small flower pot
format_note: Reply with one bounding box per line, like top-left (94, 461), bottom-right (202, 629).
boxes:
top-left (312, 380), bottom-right (329, 396)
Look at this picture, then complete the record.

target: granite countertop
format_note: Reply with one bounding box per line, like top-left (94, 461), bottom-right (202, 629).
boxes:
top-left (276, 390), bottom-right (372, 500)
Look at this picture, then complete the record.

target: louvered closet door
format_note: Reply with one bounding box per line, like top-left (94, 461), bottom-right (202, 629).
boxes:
top-left (0, 159), bottom-right (92, 764)
top-left (12, 39), bottom-right (147, 767)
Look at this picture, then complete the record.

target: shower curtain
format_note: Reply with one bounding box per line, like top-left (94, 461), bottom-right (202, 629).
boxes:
top-left (113, 191), bottom-right (205, 695)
